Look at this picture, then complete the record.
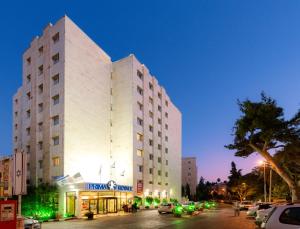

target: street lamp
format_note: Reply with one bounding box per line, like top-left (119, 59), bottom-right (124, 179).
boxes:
top-left (258, 160), bottom-right (272, 203)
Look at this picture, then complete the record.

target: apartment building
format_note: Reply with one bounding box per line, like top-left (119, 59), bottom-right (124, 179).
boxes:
top-left (12, 16), bottom-right (181, 217)
top-left (182, 157), bottom-right (197, 196)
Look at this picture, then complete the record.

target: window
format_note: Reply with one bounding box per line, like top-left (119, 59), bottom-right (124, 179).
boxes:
top-left (38, 141), bottom-right (43, 150)
top-left (149, 125), bottom-right (153, 132)
top-left (52, 53), bottom-right (59, 64)
top-left (27, 163), bottom-right (30, 170)
top-left (165, 112), bottom-right (168, 118)
top-left (38, 103), bottom-right (43, 113)
top-left (149, 154), bottom-right (154, 160)
top-left (165, 183), bottom-right (169, 186)
top-left (52, 32), bottom-right (59, 43)
top-left (26, 110), bottom-right (31, 118)
top-left (149, 111), bottom-right (153, 118)
top-left (39, 160), bottom-right (43, 169)
top-left (38, 46), bottom-right (43, 56)
top-left (149, 168), bottom-right (153, 174)
top-left (26, 57), bottom-right (31, 65)
top-left (165, 172), bottom-right (168, 177)
top-left (165, 148), bottom-right (168, 154)
top-left (26, 127), bottom-right (30, 136)
top-left (137, 117), bottom-right (143, 126)
top-left (158, 118), bottom-right (162, 124)
top-left (166, 160), bottom-right (168, 165)
top-left (137, 70), bottom-right (143, 80)
top-left (149, 82), bottom-right (153, 90)
top-left (53, 136), bottom-right (59, 145)
top-left (52, 74), bottom-right (59, 85)
top-left (38, 178), bottom-right (43, 184)
top-left (137, 133), bottom-right (143, 141)
top-left (38, 122), bottom-right (43, 132)
top-left (165, 136), bottom-right (168, 142)
top-left (165, 100), bottom-right (168, 106)
top-left (158, 105), bottom-right (162, 112)
top-left (26, 145), bottom-right (30, 154)
top-left (149, 139), bottom-right (153, 146)
top-left (149, 97), bottom-right (153, 104)
top-left (38, 84), bottom-right (43, 94)
top-left (138, 165), bottom-right (143, 173)
top-left (158, 182), bottom-right (162, 185)
top-left (165, 124), bottom-right (168, 130)
top-left (188, 173), bottom-right (191, 176)
top-left (279, 207), bottom-right (300, 225)
top-left (15, 99), bottom-right (18, 105)
top-left (158, 144), bottom-right (162, 150)
top-left (158, 92), bottom-right (162, 99)
top-left (158, 131), bottom-right (162, 137)
top-left (26, 92), bottom-right (31, 100)
top-left (14, 136), bottom-right (17, 142)
top-left (149, 181), bottom-right (153, 184)
top-left (52, 115), bottom-right (59, 126)
top-left (15, 111), bottom-right (18, 117)
top-left (158, 157), bottom-right (161, 163)
top-left (14, 124), bottom-right (17, 130)
top-left (188, 161), bottom-right (191, 164)
top-left (137, 102), bottom-right (143, 111)
top-left (137, 149), bottom-right (143, 157)
top-left (52, 94), bottom-right (59, 105)
top-left (52, 157), bottom-right (60, 166)
top-left (26, 74), bottom-right (31, 83)
top-left (38, 65), bottom-right (43, 75)
top-left (137, 86), bottom-right (143, 95)
top-left (158, 170), bottom-right (161, 176)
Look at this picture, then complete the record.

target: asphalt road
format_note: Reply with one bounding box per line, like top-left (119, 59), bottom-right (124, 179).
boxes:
top-left (43, 205), bottom-right (256, 229)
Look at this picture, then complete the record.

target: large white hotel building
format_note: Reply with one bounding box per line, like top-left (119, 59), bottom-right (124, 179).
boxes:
top-left (12, 16), bottom-right (181, 216)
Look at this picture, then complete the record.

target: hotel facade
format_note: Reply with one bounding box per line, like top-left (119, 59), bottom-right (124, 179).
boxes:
top-left (12, 16), bottom-right (182, 216)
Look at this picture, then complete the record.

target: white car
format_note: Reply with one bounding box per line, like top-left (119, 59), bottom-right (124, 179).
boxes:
top-left (261, 204), bottom-right (300, 229)
top-left (247, 203), bottom-right (272, 217)
top-left (158, 203), bottom-right (175, 214)
top-left (240, 201), bottom-right (253, 210)
top-left (255, 207), bottom-right (274, 226)
top-left (24, 217), bottom-right (41, 229)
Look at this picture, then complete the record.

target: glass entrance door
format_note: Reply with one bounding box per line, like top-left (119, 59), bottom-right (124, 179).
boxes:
top-left (107, 198), bottom-right (117, 213)
top-left (66, 192), bottom-right (76, 216)
top-left (89, 199), bottom-right (98, 214)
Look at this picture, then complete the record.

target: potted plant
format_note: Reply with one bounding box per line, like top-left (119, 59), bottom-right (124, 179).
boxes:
top-left (84, 211), bottom-right (94, 220)
top-left (153, 198), bottom-right (160, 208)
top-left (145, 196), bottom-right (153, 209)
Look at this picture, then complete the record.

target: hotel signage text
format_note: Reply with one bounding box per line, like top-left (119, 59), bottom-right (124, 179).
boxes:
top-left (85, 182), bottom-right (132, 192)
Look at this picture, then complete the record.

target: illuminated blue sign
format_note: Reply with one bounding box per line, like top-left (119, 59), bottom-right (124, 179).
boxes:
top-left (85, 182), bottom-right (132, 192)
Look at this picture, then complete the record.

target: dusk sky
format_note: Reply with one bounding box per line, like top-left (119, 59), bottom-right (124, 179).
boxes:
top-left (1, 0), bottom-right (300, 182)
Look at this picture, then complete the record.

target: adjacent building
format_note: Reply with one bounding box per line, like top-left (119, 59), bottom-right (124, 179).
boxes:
top-left (182, 157), bottom-right (197, 196)
top-left (12, 16), bottom-right (182, 216)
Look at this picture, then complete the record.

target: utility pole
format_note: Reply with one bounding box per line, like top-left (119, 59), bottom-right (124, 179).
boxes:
top-left (263, 162), bottom-right (267, 203)
top-left (269, 168), bottom-right (272, 203)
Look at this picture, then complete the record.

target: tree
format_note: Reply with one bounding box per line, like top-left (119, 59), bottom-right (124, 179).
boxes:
top-left (217, 178), bottom-right (221, 183)
top-left (231, 182), bottom-right (255, 202)
top-left (227, 161), bottom-right (242, 188)
top-left (226, 93), bottom-right (300, 201)
top-left (196, 177), bottom-right (212, 200)
top-left (185, 183), bottom-right (191, 200)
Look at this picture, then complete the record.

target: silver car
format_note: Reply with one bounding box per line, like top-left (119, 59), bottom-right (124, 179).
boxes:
top-left (24, 217), bottom-right (41, 229)
top-left (158, 203), bottom-right (175, 214)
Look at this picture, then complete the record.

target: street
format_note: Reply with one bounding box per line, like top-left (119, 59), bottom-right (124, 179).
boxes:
top-left (43, 205), bottom-right (256, 229)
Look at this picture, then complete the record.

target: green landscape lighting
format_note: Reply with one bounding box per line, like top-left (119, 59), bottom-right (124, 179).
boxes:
top-left (174, 205), bottom-right (183, 215)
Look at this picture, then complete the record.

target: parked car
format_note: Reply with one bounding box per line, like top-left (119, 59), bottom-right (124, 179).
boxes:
top-left (24, 217), bottom-right (41, 229)
top-left (158, 203), bottom-right (175, 214)
top-left (261, 204), bottom-right (300, 229)
top-left (255, 207), bottom-right (274, 226)
top-left (240, 201), bottom-right (253, 210)
top-left (247, 203), bottom-right (272, 217)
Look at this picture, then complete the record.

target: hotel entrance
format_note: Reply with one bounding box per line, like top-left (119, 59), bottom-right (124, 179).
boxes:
top-left (87, 197), bottom-right (117, 214)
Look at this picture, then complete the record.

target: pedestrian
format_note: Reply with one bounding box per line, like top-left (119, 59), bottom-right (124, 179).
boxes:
top-left (233, 201), bottom-right (240, 216)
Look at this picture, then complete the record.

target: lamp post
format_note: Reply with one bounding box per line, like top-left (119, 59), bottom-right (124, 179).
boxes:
top-left (259, 160), bottom-right (272, 203)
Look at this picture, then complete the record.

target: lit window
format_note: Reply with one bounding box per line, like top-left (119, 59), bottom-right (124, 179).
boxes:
top-left (137, 70), bottom-right (143, 80)
top-left (26, 74), bottom-right (31, 83)
top-left (137, 133), bottom-right (143, 141)
top-left (149, 168), bottom-right (153, 174)
top-left (38, 103), bottom-right (43, 113)
top-left (52, 95), bottom-right (59, 105)
top-left (38, 65), bottom-right (43, 75)
top-left (53, 136), bottom-right (59, 145)
top-left (38, 46), bottom-right (43, 56)
top-left (137, 86), bottom-right (143, 95)
top-left (137, 117), bottom-right (143, 126)
top-left (52, 74), bottom-right (59, 85)
top-left (52, 32), bottom-right (59, 43)
top-left (137, 102), bottom-right (143, 111)
top-left (137, 149), bottom-right (143, 157)
top-left (138, 165), bottom-right (143, 173)
top-left (52, 53), bottom-right (59, 64)
top-left (53, 115), bottom-right (59, 126)
top-left (52, 157), bottom-right (60, 166)
top-left (149, 154), bottom-right (154, 160)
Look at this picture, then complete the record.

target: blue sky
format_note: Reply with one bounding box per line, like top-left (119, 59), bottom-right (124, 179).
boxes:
top-left (1, 0), bottom-right (300, 181)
